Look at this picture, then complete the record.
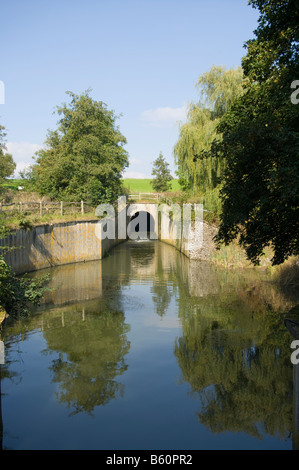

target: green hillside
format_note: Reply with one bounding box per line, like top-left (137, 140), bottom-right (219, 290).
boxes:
top-left (122, 179), bottom-right (180, 193)
top-left (1, 178), bottom-right (181, 197)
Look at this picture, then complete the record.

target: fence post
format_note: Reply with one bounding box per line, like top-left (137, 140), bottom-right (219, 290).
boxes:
top-left (60, 201), bottom-right (63, 216)
top-left (81, 200), bottom-right (84, 214)
top-left (40, 201), bottom-right (43, 216)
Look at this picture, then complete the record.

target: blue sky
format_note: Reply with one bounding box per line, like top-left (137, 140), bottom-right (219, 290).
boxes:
top-left (0, 0), bottom-right (260, 178)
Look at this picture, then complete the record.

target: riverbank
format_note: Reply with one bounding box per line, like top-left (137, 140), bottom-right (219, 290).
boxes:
top-left (0, 210), bottom-right (98, 231)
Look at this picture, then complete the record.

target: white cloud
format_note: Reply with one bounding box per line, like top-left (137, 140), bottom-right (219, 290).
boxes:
top-left (6, 141), bottom-right (43, 178)
top-left (141, 103), bottom-right (187, 127)
top-left (14, 162), bottom-right (32, 178)
top-left (122, 170), bottom-right (150, 179)
top-left (6, 141), bottom-right (42, 162)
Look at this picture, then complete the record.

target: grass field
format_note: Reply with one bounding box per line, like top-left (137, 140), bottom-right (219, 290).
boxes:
top-left (122, 179), bottom-right (180, 193)
top-left (3, 178), bottom-right (180, 194)
top-left (2, 179), bottom-right (25, 191)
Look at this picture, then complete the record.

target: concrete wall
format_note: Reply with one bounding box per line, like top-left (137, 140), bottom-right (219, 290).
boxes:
top-left (0, 204), bottom-right (218, 274)
top-left (0, 219), bottom-right (123, 275)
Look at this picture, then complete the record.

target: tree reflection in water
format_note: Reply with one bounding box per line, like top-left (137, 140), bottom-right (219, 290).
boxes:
top-left (2, 296), bottom-right (130, 417)
top-left (174, 280), bottom-right (295, 441)
top-left (45, 306), bottom-right (130, 415)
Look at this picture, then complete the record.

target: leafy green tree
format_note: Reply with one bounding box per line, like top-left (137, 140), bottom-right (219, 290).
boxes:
top-left (0, 125), bottom-right (16, 191)
top-left (31, 90), bottom-right (129, 204)
top-left (215, 0), bottom-right (299, 265)
top-left (151, 152), bottom-right (173, 192)
top-left (174, 66), bottom-right (244, 195)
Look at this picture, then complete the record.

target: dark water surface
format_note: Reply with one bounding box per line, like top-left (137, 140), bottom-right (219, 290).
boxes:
top-left (0, 240), bottom-right (298, 450)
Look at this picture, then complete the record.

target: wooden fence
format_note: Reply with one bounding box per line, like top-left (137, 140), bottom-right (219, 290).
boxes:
top-left (0, 194), bottom-right (162, 217)
top-left (0, 194), bottom-right (212, 217)
top-left (127, 193), bottom-right (211, 212)
top-left (127, 192), bottom-right (160, 201)
top-left (0, 200), bottom-right (94, 217)
top-left (127, 193), bottom-right (173, 205)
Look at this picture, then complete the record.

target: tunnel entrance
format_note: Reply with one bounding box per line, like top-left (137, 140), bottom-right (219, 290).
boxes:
top-left (128, 211), bottom-right (156, 240)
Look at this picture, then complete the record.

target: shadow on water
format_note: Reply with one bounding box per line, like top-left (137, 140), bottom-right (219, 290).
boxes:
top-left (1, 240), bottom-right (299, 449)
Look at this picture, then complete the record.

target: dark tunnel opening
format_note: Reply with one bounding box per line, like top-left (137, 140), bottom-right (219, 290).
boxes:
top-left (128, 211), bottom-right (155, 239)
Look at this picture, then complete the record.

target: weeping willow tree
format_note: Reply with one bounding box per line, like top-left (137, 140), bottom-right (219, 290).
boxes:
top-left (174, 66), bottom-right (244, 210)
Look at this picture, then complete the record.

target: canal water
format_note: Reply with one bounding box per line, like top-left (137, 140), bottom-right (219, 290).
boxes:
top-left (0, 240), bottom-right (298, 450)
